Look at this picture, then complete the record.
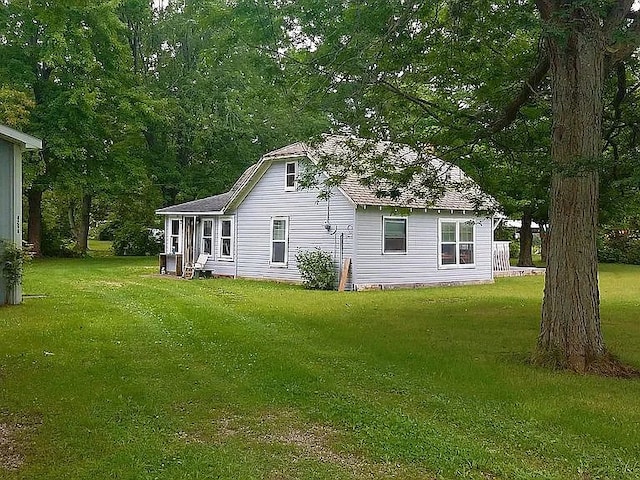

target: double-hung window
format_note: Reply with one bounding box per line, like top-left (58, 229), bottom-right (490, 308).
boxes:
top-left (284, 161), bottom-right (297, 191)
top-left (383, 217), bottom-right (407, 254)
top-left (271, 217), bottom-right (289, 265)
top-left (170, 219), bottom-right (181, 253)
top-left (439, 220), bottom-right (475, 267)
top-left (201, 219), bottom-right (213, 255)
top-left (219, 217), bottom-right (234, 260)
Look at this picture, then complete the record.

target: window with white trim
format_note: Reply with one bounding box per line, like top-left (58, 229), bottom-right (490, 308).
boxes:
top-left (218, 217), bottom-right (234, 260)
top-left (271, 217), bottom-right (289, 265)
top-left (383, 217), bottom-right (407, 254)
top-left (439, 220), bottom-right (475, 267)
top-left (201, 219), bottom-right (213, 255)
top-left (170, 219), bottom-right (181, 253)
top-left (284, 161), bottom-right (297, 191)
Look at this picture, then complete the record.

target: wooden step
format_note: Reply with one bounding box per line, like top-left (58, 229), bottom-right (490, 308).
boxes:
top-left (184, 266), bottom-right (195, 279)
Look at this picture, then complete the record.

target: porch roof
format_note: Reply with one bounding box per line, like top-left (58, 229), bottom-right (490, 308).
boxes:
top-left (155, 192), bottom-right (231, 215)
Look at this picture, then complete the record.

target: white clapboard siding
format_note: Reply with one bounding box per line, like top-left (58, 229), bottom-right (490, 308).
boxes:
top-left (235, 161), bottom-right (355, 284)
top-left (192, 216), bottom-right (236, 276)
top-left (352, 208), bottom-right (494, 288)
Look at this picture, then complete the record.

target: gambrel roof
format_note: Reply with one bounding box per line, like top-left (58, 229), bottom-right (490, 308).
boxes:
top-left (156, 136), bottom-right (496, 215)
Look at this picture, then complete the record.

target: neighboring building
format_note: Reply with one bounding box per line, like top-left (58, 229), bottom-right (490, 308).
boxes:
top-left (156, 136), bottom-right (500, 290)
top-left (0, 125), bottom-right (42, 305)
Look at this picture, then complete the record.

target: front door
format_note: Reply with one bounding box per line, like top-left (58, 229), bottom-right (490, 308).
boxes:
top-left (184, 216), bottom-right (195, 267)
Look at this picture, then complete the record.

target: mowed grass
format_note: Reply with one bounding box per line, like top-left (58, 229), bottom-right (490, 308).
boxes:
top-left (1, 258), bottom-right (640, 479)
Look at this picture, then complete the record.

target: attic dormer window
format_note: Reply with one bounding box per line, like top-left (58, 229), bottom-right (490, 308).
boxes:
top-left (285, 161), bottom-right (297, 191)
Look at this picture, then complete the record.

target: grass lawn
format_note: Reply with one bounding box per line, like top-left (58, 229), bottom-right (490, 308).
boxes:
top-left (87, 240), bottom-right (113, 257)
top-left (1, 258), bottom-right (640, 479)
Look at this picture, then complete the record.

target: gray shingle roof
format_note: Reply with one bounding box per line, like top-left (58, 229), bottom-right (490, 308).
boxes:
top-left (308, 136), bottom-right (496, 211)
top-left (155, 191), bottom-right (232, 214)
top-left (262, 141), bottom-right (308, 159)
top-left (157, 136), bottom-right (496, 215)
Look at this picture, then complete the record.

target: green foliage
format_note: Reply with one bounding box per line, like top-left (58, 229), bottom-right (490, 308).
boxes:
top-left (112, 225), bottom-right (163, 256)
top-left (509, 241), bottom-right (520, 260)
top-left (295, 248), bottom-right (337, 290)
top-left (0, 241), bottom-right (26, 299)
top-left (0, 87), bottom-right (35, 129)
top-left (39, 192), bottom-right (80, 257)
top-left (598, 228), bottom-right (640, 265)
top-left (1, 0), bottom-right (330, 257)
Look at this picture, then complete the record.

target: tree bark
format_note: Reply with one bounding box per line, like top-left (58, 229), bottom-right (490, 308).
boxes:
top-left (539, 222), bottom-right (549, 265)
top-left (77, 193), bottom-right (92, 254)
top-left (27, 187), bottom-right (44, 257)
top-left (537, 11), bottom-right (606, 371)
top-left (69, 194), bottom-right (92, 255)
top-left (517, 210), bottom-right (534, 267)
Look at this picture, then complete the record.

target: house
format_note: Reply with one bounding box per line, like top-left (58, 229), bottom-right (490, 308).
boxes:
top-left (0, 125), bottom-right (42, 305)
top-left (156, 136), bottom-right (500, 290)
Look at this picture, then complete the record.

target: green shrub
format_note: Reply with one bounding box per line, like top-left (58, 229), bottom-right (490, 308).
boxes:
top-left (295, 248), bottom-right (337, 290)
top-left (112, 226), bottom-right (163, 256)
top-left (598, 229), bottom-right (640, 264)
top-left (40, 221), bottom-right (79, 257)
top-left (0, 240), bottom-right (27, 302)
top-left (509, 241), bottom-right (520, 259)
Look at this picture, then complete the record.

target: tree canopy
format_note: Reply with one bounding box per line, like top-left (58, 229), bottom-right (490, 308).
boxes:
top-left (273, 0), bottom-right (640, 373)
top-left (0, 0), bottom-right (329, 255)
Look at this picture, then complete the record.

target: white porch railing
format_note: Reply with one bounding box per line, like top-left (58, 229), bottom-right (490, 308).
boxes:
top-left (493, 241), bottom-right (511, 271)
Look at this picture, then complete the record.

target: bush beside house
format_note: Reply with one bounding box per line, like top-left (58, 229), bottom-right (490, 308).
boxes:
top-left (295, 248), bottom-right (337, 290)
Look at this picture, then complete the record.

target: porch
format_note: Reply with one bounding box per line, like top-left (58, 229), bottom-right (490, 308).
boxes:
top-left (493, 241), bottom-right (545, 277)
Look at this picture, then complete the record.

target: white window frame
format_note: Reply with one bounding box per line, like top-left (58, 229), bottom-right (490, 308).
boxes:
top-left (284, 161), bottom-right (297, 191)
top-left (270, 216), bottom-right (289, 266)
top-left (218, 216), bottom-right (234, 261)
top-left (201, 219), bottom-right (214, 255)
top-left (169, 218), bottom-right (182, 253)
top-left (438, 219), bottom-right (476, 269)
top-left (382, 216), bottom-right (408, 254)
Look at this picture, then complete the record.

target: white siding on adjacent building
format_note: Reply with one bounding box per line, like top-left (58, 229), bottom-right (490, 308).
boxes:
top-left (235, 160), bottom-right (355, 283)
top-left (352, 207), bottom-right (494, 288)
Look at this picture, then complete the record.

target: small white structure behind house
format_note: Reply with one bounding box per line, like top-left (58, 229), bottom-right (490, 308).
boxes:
top-left (156, 136), bottom-right (500, 290)
top-left (0, 125), bottom-right (42, 305)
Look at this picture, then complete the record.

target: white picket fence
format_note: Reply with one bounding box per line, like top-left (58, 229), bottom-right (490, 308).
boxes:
top-left (493, 241), bottom-right (511, 271)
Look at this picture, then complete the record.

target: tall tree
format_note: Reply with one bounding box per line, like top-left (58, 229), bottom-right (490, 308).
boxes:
top-left (0, 0), bottom-right (139, 255)
top-left (281, 0), bottom-right (640, 373)
top-left (534, 0), bottom-right (640, 372)
top-left (142, 0), bottom-right (330, 205)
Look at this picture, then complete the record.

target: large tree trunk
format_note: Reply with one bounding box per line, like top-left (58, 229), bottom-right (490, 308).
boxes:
top-left (517, 210), bottom-right (534, 267)
top-left (69, 194), bottom-right (92, 255)
top-left (537, 14), bottom-right (606, 372)
top-left (27, 187), bottom-right (44, 257)
top-left (539, 222), bottom-right (549, 265)
top-left (77, 193), bottom-right (91, 254)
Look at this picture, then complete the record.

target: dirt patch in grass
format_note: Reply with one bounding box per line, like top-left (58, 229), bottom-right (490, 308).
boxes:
top-left (180, 412), bottom-right (435, 479)
top-left (0, 415), bottom-right (41, 472)
top-left (0, 422), bottom-right (24, 471)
